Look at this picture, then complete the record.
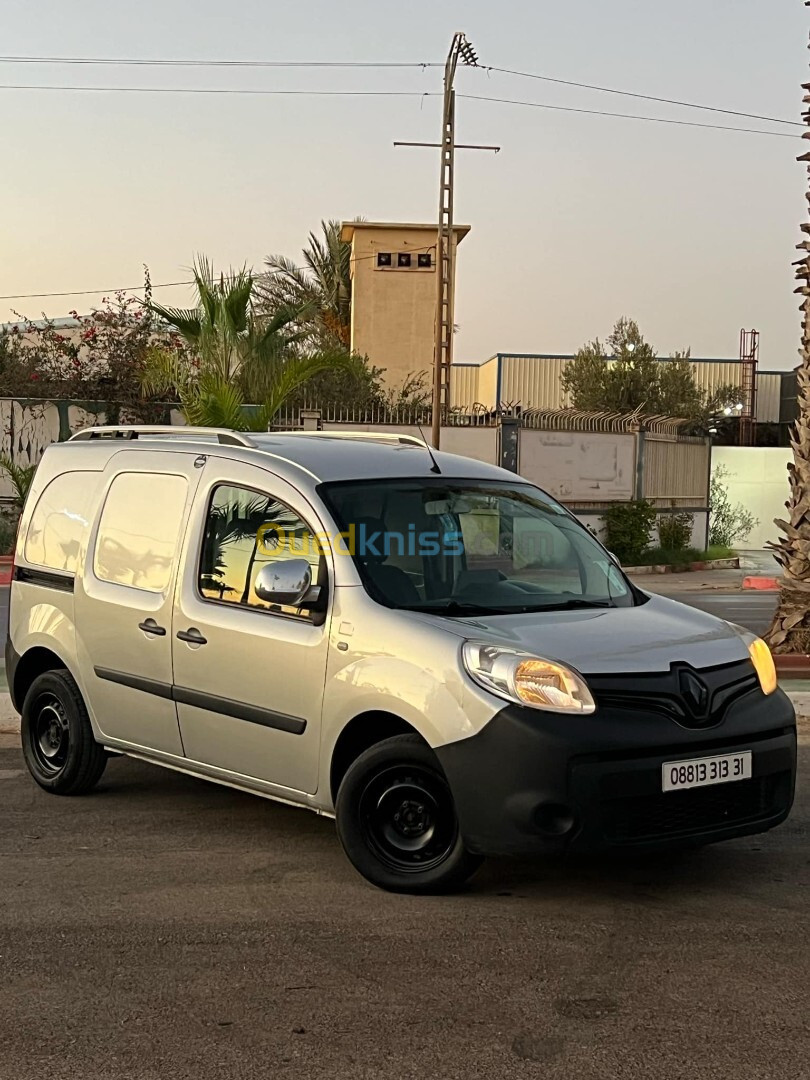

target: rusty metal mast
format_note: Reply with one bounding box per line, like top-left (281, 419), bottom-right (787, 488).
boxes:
top-left (432, 33), bottom-right (479, 449)
top-left (738, 328), bottom-right (759, 446)
top-left (394, 33), bottom-right (497, 448)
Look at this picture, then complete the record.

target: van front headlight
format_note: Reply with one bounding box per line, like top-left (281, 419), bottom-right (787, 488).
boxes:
top-left (462, 642), bottom-right (596, 714)
top-left (748, 636), bottom-right (778, 696)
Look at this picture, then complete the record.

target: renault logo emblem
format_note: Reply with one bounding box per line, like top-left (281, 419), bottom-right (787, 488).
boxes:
top-left (678, 668), bottom-right (710, 719)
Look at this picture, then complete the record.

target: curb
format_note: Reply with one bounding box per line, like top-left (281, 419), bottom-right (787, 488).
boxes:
top-left (743, 576), bottom-right (780, 591)
top-left (775, 655), bottom-right (810, 677)
top-left (624, 557), bottom-right (740, 576)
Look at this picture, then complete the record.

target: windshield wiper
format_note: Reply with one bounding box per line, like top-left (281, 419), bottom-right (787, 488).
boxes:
top-left (407, 600), bottom-right (518, 617)
top-left (534, 598), bottom-right (615, 611)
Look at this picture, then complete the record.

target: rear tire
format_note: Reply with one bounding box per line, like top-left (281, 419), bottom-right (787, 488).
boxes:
top-left (335, 733), bottom-right (482, 893)
top-left (21, 669), bottom-right (107, 795)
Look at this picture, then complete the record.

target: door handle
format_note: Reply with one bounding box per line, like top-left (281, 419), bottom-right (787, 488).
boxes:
top-left (138, 619), bottom-right (166, 636)
top-left (176, 627), bottom-right (208, 645)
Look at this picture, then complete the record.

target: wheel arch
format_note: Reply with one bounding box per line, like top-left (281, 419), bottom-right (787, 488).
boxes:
top-left (329, 711), bottom-right (426, 803)
top-left (11, 645), bottom-right (74, 712)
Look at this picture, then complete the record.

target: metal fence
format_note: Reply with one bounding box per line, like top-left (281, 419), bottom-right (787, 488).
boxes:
top-left (642, 432), bottom-right (711, 508)
top-left (0, 397), bottom-right (710, 522)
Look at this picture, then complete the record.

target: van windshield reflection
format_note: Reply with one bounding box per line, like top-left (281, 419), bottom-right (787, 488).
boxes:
top-left (320, 479), bottom-right (634, 614)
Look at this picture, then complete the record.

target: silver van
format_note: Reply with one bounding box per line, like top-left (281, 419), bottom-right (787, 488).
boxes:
top-left (7, 426), bottom-right (796, 892)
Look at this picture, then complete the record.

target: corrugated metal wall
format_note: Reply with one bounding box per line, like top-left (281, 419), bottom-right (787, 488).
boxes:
top-left (476, 356), bottom-right (499, 409)
top-left (755, 372), bottom-right (781, 424)
top-left (451, 354), bottom-right (783, 422)
top-left (499, 355), bottom-right (571, 409)
top-left (642, 434), bottom-right (710, 506)
top-left (449, 364), bottom-right (480, 409)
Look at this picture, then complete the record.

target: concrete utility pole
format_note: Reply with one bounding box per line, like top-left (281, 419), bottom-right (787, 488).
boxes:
top-left (395, 32), bottom-right (496, 449)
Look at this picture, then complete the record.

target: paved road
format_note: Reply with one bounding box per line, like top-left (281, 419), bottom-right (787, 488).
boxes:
top-left (0, 734), bottom-right (808, 1080)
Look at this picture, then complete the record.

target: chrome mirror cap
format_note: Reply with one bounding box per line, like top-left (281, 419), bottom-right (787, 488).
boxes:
top-left (254, 560), bottom-right (313, 607)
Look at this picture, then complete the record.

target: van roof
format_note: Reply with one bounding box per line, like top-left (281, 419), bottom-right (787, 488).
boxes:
top-left (62, 426), bottom-right (515, 489)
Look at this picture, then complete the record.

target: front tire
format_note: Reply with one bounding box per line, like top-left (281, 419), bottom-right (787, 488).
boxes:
top-left (21, 669), bottom-right (107, 795)
top-left (335, 734), bottom-right (482, 893)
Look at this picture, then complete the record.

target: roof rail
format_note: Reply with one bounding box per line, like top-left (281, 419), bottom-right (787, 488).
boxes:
top-left (69, 425), bottom-right (256, 447)
top-left (269, 431), bottom-right (428, 448)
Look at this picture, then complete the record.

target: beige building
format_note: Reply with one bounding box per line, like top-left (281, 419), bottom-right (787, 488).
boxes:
top-left (340, 221), bottom-right (470, 391)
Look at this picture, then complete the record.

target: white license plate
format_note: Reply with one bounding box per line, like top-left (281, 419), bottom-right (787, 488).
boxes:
top-left (662, 751), bottom-right (752, 792)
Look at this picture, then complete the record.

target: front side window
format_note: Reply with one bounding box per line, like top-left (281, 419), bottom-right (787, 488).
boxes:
top-left (198, 484), bottom-right (322, 618)
top-left (320, 478), bottom-right (633, 614)
top-left (94, 472), bottom-right (188, 592)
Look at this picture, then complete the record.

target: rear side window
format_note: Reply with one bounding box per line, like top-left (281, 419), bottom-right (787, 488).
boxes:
top-left (25, 471), bottom-right (99, 574)
top-left (94, 472), bottom-right (188, 592)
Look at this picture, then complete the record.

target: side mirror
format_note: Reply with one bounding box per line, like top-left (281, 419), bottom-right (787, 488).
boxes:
top-left (254, 559), bottom-right (319, 607)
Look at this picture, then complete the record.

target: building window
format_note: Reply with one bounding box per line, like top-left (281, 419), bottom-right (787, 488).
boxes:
top-left (417, 253), bottom-right (432, 268)
top-left (376, 252), bottom-right (392, 267)
top-left (397, 252), bottom-right (412, 268)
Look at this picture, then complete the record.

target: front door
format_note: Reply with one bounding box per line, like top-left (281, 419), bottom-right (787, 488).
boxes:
top-left (171, 461), bottom-right (330, 794)
top-left (75, 449), bottom-right (203, 755)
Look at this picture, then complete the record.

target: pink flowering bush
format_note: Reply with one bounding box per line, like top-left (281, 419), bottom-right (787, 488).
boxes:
top-left (1, 274), bottom-right (186, 421)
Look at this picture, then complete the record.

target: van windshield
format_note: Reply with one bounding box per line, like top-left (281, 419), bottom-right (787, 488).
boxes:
top-left (319, 478), bottom-right (634, 615)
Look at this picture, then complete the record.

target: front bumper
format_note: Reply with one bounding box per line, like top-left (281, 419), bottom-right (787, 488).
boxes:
top-left (435, 685), bottom-right (797, 857)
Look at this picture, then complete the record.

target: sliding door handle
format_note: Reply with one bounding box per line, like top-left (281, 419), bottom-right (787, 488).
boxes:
top-left (176, 627), bottom-right (208, 645)
top-left (138, 619), bottom-right (166, 636)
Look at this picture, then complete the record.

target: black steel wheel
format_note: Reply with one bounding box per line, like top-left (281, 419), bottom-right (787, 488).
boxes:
top-left (29, 694), bottom-right (71, 776)
top-left (21, 669), bottom-right (108, 795)
top-left (336, 733), bottom-right (482, 893)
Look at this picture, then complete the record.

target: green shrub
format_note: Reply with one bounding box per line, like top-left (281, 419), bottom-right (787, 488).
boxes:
top-left (641, 546), bottom-right (703, 567)
top-left (705, 544), bottom-right (736, 561)
top-left (0, 515), bottom-right (17, 556)
top-left (657, 512), bottom-right (694, 551)
top-left (709, 465), bottom-right (757, 547)
top-left (603, 500), bottom-right (656, 565)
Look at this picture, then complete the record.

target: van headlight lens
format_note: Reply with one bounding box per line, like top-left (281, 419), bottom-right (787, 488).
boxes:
top-left (462, 642), bottom-right (595, 714)
top-left (748, 637), bottom-right (777, 696)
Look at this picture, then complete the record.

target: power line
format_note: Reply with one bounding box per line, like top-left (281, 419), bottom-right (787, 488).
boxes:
top-left (0, 53), bottom-right (799, 128)
top-left (0, 82), bottom-right (797, 137)
top-left (459, 92), bottom-right (804, 138)
top-left (486, 66), bottom-right (802, 128)
top-left (0, 55), bottom-right (439, 69)
top-left (0, 280), bottom-right (193, 301)
top-left (0, 245), bottom-right (439, 303)
top-left (0, 84), bottom-right (423, 98)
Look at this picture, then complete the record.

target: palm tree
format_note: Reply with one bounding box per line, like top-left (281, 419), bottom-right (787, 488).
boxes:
top-left (143, 255), bottom-right (357, 430)
top-left (258, 220), bottom-right (353, 351)
top-left (765, 46), bottom-right (810, 652)
top-left (0, 454), bottom-right (36, 510)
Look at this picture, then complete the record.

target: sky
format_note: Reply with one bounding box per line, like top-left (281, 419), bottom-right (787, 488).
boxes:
top-left (1, 0), bottom-right (807, 370)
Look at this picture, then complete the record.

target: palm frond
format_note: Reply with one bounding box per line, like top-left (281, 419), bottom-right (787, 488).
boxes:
top-left (0, 454), bottom-right (36, 507)
top-left (255, 349), bottom-right (360, 429)
top-left (182, 376), bottom-right (247, 430)
top-left (221, 267), bottom-right (254, 337)
top-left (148, 304), bottom-right (203, 342)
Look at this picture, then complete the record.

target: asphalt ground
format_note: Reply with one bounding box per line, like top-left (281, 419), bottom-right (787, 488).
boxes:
top-left (0, 731), bottom-right (808, 1080)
